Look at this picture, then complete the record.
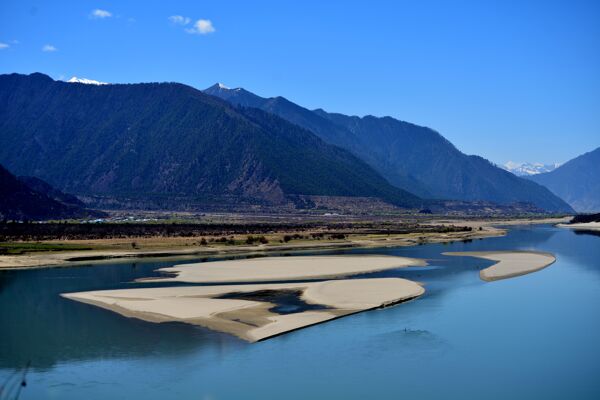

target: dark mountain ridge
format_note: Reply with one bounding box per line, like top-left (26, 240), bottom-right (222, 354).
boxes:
top-left (0, 73), bottom-right (422, 210)
top-left (0, 164), bottom-right (101, 220)
top-left (205, 83), bottom-right (573, 213)
top-left (18, 176), bottom-right (85, 207)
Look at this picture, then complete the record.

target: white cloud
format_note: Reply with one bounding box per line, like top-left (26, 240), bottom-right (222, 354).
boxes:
top-left (0, 42), bottom-right (9, 50)
top-left (186, 19), bottom-right (215, 34)
top-left (168, 15), bottom-right (191, 25)
top-left (42, 44), bottom-right (58, 52)
top-left (90, 9), bottom-right (112, 19)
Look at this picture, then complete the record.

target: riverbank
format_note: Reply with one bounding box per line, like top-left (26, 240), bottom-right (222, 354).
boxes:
top-left (0, 226), bottom-right (497, 269)
top-left (0, 217), bottom-right (568, 269)
top-left (557, 222), bottom-right (600, 231)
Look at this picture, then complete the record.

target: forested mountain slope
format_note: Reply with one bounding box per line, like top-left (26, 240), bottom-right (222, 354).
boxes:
top-left (0, 73), bottom-right (422, 209)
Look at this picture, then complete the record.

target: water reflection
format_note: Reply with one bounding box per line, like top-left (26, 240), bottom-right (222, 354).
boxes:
top-left (574, 229), bottom-right (600, 238)
top-left (0, 262), bottom-right (242, 371)
top-left (544, 228), bottom-right (600, 275)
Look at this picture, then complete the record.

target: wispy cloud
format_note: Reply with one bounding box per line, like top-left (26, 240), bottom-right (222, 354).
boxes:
top-left (186, 19), bottom-right (215, 35)
top-left (169, 16), bottom-right (215, 35)
top-left (0, 42), bottom-right (9, 50)
top-left (42, 44), bottom-right (58, 52)
top-left (168, 15), bottom-right (191, 25)
top-left (90, 9), bottom-right (112, 19)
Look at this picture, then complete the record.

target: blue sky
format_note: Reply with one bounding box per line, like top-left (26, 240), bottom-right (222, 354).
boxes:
top-left (1, 0), bottom-right (598, 165)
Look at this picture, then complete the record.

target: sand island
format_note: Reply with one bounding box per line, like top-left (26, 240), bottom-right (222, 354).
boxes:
top-left (62, 277), bottom-right (424, 342)
top-left (60, 250), bottom-right (558, 340)
top-left (143, 255), bottom-right (425, 284)
top-left (63, 255), bottom-right (426, 341)
top-left (445, 251), bottom-right (556, 281)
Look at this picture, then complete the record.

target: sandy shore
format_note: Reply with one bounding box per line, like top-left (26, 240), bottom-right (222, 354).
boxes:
top-left (444, 251), bottom-right (556, 281)
top-left (557, 222), bottom-right (600, 231)
top-left (0, 225), bottom-right (505, 270)
top-left (62, 277), bottom-right (424, 342)
top-left (147, 255), bottom-right (425, 284)
top-left (0, 248), bottom-right (270, 270)
top-left (427, 216), bottom-right (570, 229)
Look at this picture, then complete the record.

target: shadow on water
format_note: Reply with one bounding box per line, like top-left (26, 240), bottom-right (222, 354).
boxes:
top-left (217, 289), bottom-right (330, 314)
top-left (574, 229), bottom-right (600, 238)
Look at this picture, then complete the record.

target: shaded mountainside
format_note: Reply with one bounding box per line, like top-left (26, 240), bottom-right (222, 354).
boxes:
top-left (18, 176), bottom-right (85, 207)
top-left (530, 147), bottom-right (600, 212)
top-left (0, 73), bottom-right (422, 209)
top-left (205, 83), bottom-right (432, 197)
top-left (0, 164), bottom-right (101, 220)
top-left (205, 84), bottom-right (573, 212)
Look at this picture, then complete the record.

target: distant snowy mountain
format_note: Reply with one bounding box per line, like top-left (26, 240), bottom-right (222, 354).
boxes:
top-left (67, 76), bottom-right (108, 85)
top-left (503, 161), bottom-right (560, 176)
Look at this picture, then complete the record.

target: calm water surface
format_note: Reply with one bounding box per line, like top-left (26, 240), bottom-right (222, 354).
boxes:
top-left (1, 225), bottom-right (599, 399)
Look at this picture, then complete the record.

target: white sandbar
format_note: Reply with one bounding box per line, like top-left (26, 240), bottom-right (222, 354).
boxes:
top-left (557, 222), bottom-right (600, 231)
top-left (62, 277), bottom-right (424, 342)
top-left (444, 251), bottom-right (556, 281)
top-left (147, 255), bottom-right (425, 284)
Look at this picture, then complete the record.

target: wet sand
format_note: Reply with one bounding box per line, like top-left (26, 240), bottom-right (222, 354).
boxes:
top-left (62, 278), bottom-right (424, 342)
top-left (444, 251), bottom-right (556, 281)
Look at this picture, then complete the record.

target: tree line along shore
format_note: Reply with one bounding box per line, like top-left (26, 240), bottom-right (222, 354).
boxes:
top-left (0, 216), bottom-right (570, 269)
top-left (0, 219), bottom-right (500, 269)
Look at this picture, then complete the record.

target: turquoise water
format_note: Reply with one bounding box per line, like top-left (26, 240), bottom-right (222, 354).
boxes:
top-left (1, 225), bottom-right (599, 399)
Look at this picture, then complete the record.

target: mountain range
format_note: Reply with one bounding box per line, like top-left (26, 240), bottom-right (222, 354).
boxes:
top-left (529, 147), bottom-right (600, 212)
top-left (204, 83), bottom-right (572, 212)
top-left (0, 73), bottom-right (422, 211)
top-left (0, 73), bottom-right (580, 215)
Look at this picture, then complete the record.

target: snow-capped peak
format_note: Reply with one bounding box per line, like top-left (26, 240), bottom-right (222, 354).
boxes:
top-left (67, 76), bottom-right (109, 85)
top-left (217, 82), bottom-right (230, 89)
top-left (502, 161), bottom-right (560, 176)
